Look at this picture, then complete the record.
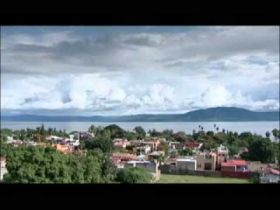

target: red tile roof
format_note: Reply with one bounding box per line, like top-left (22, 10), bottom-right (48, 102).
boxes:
top-left (185, 142), bottom-right (200, 148)
top-left (222, 160), bottom-right (247, 167)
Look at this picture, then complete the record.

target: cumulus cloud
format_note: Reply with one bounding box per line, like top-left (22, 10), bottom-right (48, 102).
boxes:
top-left (1, 26), bottom-right (279, 115)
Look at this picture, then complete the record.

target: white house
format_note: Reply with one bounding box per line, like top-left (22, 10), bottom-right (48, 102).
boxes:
top-left (176, 156), bottom-right (197, 171)
top-left (260, 167), bottom-right (280, 183)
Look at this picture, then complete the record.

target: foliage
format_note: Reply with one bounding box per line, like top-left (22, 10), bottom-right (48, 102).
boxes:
top-left (3, 146), bottom-right (116, 183)
top-left (178, 148), bottom-right (193, 156)
top-left (84, 137), bottom-right (114, 153)
top-left (124, 131), bottom-right (137, 140)
top-left (133, 126), bottom-right (146, 139)
top-left (103, 124), bottom-right (126, 139)
top-left (173, 131), bottom-right (187, 142)
top-left (116, 167), bottom-right (152, 183)
top-left (241, 137), bottom-right (275, 163)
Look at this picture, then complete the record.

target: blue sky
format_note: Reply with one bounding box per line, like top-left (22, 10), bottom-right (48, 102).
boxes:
top-left (1, 26), bottom-right (279, 116)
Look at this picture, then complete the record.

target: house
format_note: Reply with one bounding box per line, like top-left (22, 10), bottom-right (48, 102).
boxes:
top-left (196, 152), bottom-right (217, 171)
top-left (168, 141), bottom-right (181, 149)
top-left (216, 144), bottom-right (229, 169)
top-left (260, 167), bottom-right (280, 183)
top-left (134, 145), bottom-right (151, 155)
top-left (111, 153), bottom-right (138, 168)
top-left (184, 142), bottom-right (203, 153)
top-left (46, 135), bottom-right (63, 142)
top-left (54, 144), bottom-right (73, 154)
top-left (113, 139), bottom-right (131, 149)
top-left (220, 159), bottom-right (251, 179)
top-left (221, 160), bottom-right (249, 172)
top-left (0, 157), bottom-right (8, 181)
top-left (125, 160), bottom-right (161, 181)
top-left (176, 156), bottom-right (197, 171)
top-left (148, 151), bottom-right (165, 162)
top-left (141, 139), bottom-right (161, 151)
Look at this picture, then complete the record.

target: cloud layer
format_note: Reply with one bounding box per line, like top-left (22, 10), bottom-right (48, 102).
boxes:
top-left (1, 26), bottom-right (279, 115)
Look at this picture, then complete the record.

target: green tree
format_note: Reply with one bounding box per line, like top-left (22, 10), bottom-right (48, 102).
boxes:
top-left (103, 124), bottom-right (125, 139)
top-left (116, 167), bottom-right (152, 183)
top-left (272, 129), bottom-right (280, 141)
top-left (134, 126), bottom-right (146, 139)
top-left (241, 137), bottom-right (275, 163)
top-left (265, 131), bottom-right (270, 138)
top-left (178, 148), bottom-right (193, 156)
top-left (85, 137), bottom-right (114, 153)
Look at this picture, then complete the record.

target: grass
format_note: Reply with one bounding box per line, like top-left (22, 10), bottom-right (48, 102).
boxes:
top-left (157, 174), bottom-right (250, 183)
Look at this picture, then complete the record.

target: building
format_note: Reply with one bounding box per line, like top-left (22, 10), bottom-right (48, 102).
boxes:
top-left (113, 139), bottom-right (131, 149)
top-left (46, 135), bottom-right (63, 142)
top-left (148, 151), bottom-right (165, 162)
top-left (125, 160), bottom-right (161, 181)
top-left (184, 142), bottom-right (203, 154)
top-left (176, 156), bottom-right (197, 171)
top-left (167, 141), bottom-right (180, 150)
top-left (216, 144), bottom-right (229, 169)
top-left (260, 167), bottom-right (280, 183)
top-left (221, 160), bottom-right (248, 172)
top-left (54, 144), bottom-right (73, 154)
top-left (196, 152), bottom-right (217, 171)
top-left (111, 153), bottom-right (138, 168)
top-left (220, 159), bottom-right (252, 179)
top-left (134, 145), bottom-right (151, 155)
top-left (0, 157), bottom-right (8, 181)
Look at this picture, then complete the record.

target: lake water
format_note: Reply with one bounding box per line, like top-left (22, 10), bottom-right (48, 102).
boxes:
top-left (1, 121), bottom-right (279, 139)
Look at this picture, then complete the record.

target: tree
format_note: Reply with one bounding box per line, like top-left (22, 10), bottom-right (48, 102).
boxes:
top-left (173, 131), bottom-right (187, 142)
top-left (265, 131), bottom-right (270, 138)
top-left (125, 132), bottom-right (137, 141)
top-left (272, 129), bottom-right (280, 141)
top-left (104, 124), bottom-right (125, 139)
top-left (116, 167), bottom-right (152, 183)
top-left (85, 137), bottom-right (114, 153)
top-left (227, 144), bottom-right (239, 156)
top-left (241, 137), bottom-right (275, 163)
top-left (206, 131), bottom-right (214, 137)
top-left (134, 126), bottom-right (146, 139)
top-left (162, 129), bottom-right (174, 140)
top-left (3, 145), bottom-right (115, 183)
top-left (178, 148), bottom-right (193, 156)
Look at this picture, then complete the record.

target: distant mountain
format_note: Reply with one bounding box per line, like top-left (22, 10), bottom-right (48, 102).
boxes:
top-left (1, 107), bottom-right (279, 122)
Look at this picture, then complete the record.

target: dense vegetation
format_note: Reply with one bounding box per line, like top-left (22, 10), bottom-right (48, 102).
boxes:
top-left (116, 167), bottom-right (153, 183)
top-left (1, 124), bottom-right (279, 183)
top-left (3, 146), bottom-right (117, 183)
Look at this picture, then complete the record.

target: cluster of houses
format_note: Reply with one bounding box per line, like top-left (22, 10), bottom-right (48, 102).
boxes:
top-left (1, 131), bottom-right (279, 183)
top-left (111, 137), bottom-right (164, 180)
top-left (111, 136), bottom-right (280, 183)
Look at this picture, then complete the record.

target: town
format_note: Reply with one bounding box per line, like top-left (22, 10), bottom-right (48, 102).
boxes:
top-left (1, 124), bottom-right (280, 183)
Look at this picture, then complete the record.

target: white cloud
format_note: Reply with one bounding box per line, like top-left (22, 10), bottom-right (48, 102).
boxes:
top-left (1, 26), bottom-right (279, 115)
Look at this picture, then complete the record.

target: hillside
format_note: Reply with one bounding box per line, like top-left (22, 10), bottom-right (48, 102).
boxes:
top-left (1, 107), bottom-right (279, 122)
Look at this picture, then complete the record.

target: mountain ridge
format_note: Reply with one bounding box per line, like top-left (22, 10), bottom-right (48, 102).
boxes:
top-left (1, 107), bottom-right (279, 122)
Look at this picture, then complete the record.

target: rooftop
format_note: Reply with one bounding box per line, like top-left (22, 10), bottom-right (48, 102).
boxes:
top-left (222, 160), bottom-right (247, 167)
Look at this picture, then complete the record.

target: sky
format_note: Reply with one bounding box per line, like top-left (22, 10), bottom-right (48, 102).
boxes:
top-left (1, 26), bottom-right (279, 116)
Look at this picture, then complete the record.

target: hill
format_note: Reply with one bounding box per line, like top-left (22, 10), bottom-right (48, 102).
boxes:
top-left (1, 107), bottom-right (279, 122)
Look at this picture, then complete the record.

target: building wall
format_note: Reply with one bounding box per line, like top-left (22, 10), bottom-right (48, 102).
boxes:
top-left (221, 166), bottom-right (236, 172)
top-left (160, 164), bottom-right (221, 177)
top-left (176, 161), bottom-right (196, 171)
top-left (196, 154), bottom-right (216, 171)
top-left (0, 160), bottom-right (8, 181)
top-left (260, 174), bottom-right (280, 183)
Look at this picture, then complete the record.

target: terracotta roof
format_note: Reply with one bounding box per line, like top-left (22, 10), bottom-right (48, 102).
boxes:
top-left (222, 160), bottom-right (247, 167)
top-left (185, 142), bottom-right (200, 148)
